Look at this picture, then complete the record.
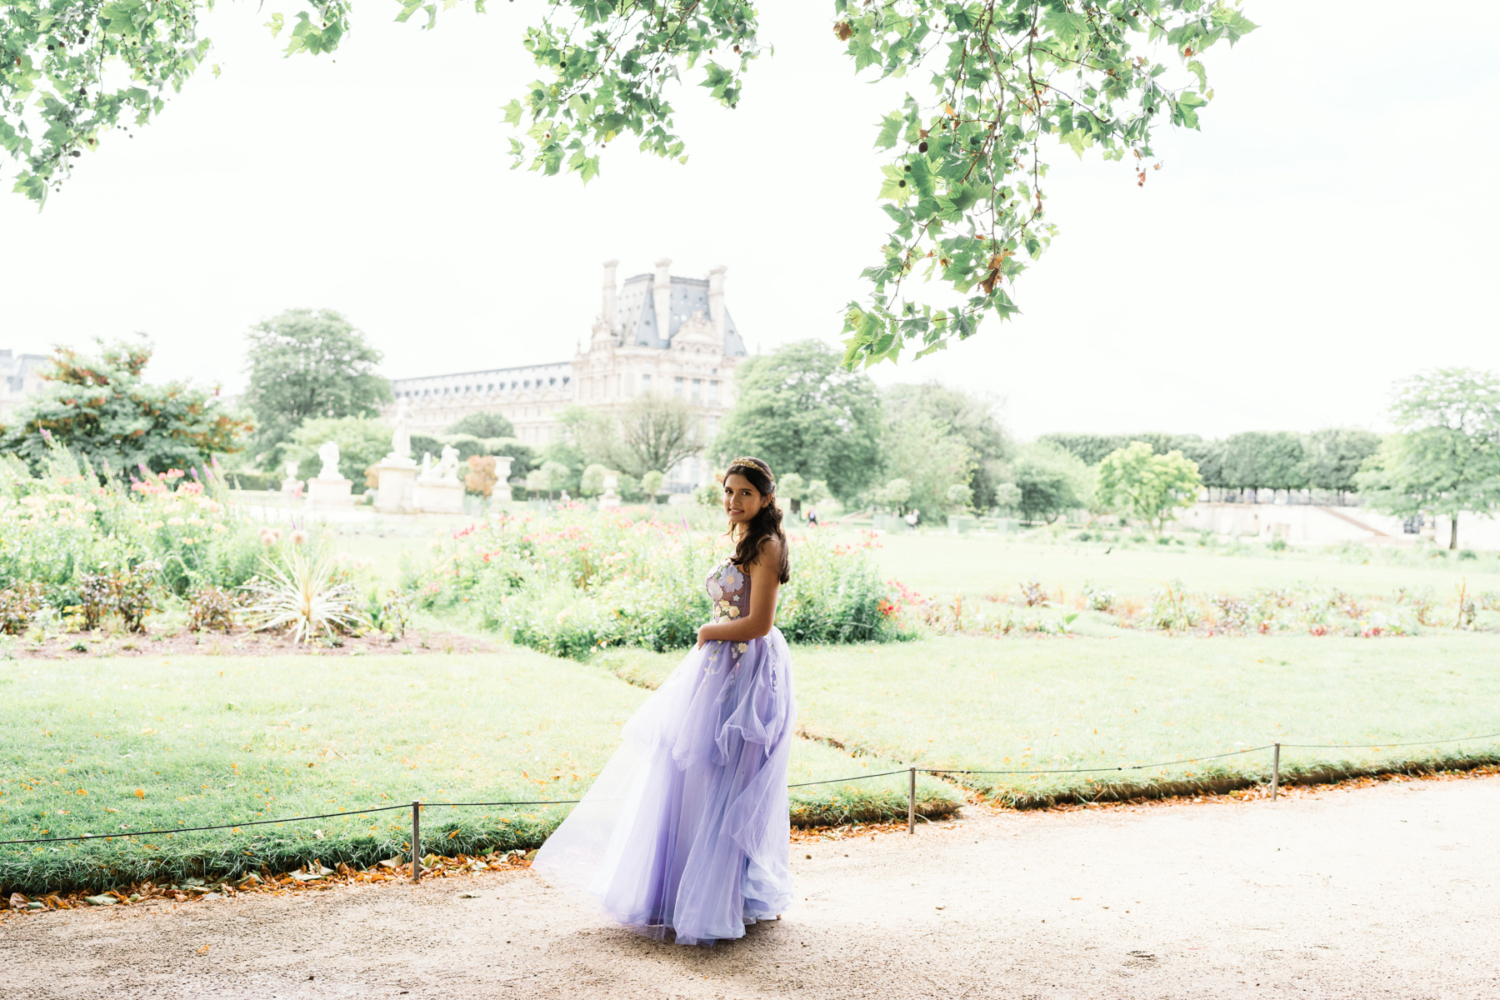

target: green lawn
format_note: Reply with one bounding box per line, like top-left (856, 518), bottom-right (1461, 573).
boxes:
top-left (866, 533), bottom-right (1500, 602)
top-left (0, 648), bottom-right (952, 895)
top-left (598, 633), bottom-right (1500, 806)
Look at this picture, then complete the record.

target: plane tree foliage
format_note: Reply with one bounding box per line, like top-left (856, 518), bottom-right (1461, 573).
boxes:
top-left (2, 0), bottom-right (1253, 366)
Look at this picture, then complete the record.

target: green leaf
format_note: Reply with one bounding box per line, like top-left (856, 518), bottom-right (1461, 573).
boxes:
top-left (874, 110), bottom-right (903, 150)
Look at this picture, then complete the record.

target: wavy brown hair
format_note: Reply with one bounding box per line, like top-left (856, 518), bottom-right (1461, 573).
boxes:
top-left (723, 457), bottom-right (790, 584)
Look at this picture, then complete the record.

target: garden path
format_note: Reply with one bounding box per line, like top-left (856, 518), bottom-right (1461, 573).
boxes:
top-left (5, 775), bottom-right (1496, 999)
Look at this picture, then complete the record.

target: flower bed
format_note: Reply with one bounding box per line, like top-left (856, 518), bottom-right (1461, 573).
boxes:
top-left (403, 506), bottom-right (901, 657)
top-left (0, 452), bottom-right (264, 609)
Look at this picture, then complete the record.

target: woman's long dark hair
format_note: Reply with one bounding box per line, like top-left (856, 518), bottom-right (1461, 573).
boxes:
top-left (723, 457), bottom-right (791, 584)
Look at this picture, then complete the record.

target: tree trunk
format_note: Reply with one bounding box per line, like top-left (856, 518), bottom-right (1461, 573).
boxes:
top-left (1450, 515), bottom-right (1459, 550)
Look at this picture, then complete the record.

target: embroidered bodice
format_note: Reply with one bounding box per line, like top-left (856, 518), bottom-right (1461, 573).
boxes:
top-left (706, 559), bottom-right (750, 624)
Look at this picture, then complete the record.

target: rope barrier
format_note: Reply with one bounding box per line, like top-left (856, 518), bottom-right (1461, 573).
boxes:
top-left (787, 769), bottom-right (911, 789)
top-left (918, 745), bottom-right (1278, 776)
top-left (5, 729), bottom-right (1498, 852)
top-left (0, 803), bottom-right (411, 847)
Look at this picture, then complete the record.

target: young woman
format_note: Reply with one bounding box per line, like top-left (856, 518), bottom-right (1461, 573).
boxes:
top-left (532, 457), bottom-right (797, 945)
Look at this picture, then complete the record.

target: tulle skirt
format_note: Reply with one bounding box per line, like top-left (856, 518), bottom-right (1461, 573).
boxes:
top-left (532, 628), bottom-right (797, 945)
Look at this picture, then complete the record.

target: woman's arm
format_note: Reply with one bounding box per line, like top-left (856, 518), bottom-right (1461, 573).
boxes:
top-left (696, 539), bottom-right (782, 647)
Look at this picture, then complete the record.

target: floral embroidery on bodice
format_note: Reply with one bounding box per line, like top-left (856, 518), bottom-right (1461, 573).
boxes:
top-left (706, 559), bottom-right (748, 624)
top-left (704, 559), bottom-right (755, 663)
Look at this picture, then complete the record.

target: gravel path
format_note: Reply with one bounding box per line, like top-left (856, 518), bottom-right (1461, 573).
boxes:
top-left (5, 775), bottom-right (1497, 999)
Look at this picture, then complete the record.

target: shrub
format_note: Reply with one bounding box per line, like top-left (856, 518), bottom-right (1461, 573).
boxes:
top-left (114, 562), bottom-right (161, 632)
top-left (76, 572), bottom-right (115, 630)
top-left (0, 448), bottom-right (263, 609)
top-left (404, 507), bottom-right (898, 657)
top-left (243, 548), bottom-right (364, 643)
top-left (0, 582), bottom-right (44, 635)
top-left (1082, 583), bottom-right (1115, 611)
top-left (187, 585), bottom-right (242, 633)
top-left (364, 587), bottom-right (412, 639)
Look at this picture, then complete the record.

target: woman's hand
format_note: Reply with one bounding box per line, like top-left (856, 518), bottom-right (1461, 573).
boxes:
top-left (696, 624), bottom-right (713, 649)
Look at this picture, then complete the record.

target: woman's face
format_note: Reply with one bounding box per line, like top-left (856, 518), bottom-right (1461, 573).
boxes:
top-left (723, 472), bottom-right (767, 525)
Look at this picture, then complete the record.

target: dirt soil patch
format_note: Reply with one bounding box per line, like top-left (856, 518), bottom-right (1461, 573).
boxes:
top-left (12, 627), bottom-right (497, 659)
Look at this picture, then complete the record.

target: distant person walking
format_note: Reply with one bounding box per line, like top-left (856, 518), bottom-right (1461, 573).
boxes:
top-left (533, 457), bottom-right (796, 945)
top-left (905, 508), bottom-right (920, 529)
top-left (806, 504), bottom-right (819, 527)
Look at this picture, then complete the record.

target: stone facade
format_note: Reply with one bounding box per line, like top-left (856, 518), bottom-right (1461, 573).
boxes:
top-left (385, 259), bottom-right (748, 490)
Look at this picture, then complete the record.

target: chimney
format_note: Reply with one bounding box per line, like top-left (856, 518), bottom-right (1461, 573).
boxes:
top-left (601, 259), bottom-right (619, 329)
top-left (707, 266), bottom-right (727, 340)
top-left (653, 257), bottom-right (672, 342)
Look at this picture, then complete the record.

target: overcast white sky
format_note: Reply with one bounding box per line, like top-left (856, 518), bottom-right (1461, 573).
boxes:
top-left (2, 1), bottom-right (1497, 440)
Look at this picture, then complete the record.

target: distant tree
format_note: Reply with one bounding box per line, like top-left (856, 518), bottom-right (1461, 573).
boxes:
top-left (617, 393), bottom-right (701, 478)
top-left (640, 470), bottom-right (666, 502)
top-left (580, 463), bottom-right (608, 497)
top-left (1096, 442), bottom-right (1203, 535)
top-left (1300, 428), bottom-right (1382, 498)
top-left (242, 309), bottom-right (391, 461)
top-left (1037, 433), bottom-right (1131, 467)
top-left (713, 341), bottom-right (881, 503)
top-left (447, 411), bottom-right (516, 439)
top-left (527, 459), bottom-right (573, 500)
top-left (286, 416), bottom-right (391, 494)
top-left (0, 336), bottom-right (249, 476)
top-left (1355, 368), bottom-right (1500, 550)
top-left (537, 440), bottom-right (584, 496)
top-left (778, 472), bottom-right (806, 514)
top-left (877, 477), bottom-right (913, 514)
top-left (1011, 441), bottom-right (1092, 523)
top-left (1221, 431), bottom-right (1306, 495)
top-left (559, 405), bottom-right (623, 468)
top-left (992, 482), bottom-right (1022, 513)
top-left (880, 406), bottom-right (974, 515)
top-left (806, 479), bottom-right (832, 506)
top-left (1039, 432), bottom-right (1205, 468)
top-left (946, 483), bottom-right (975, 510)
top-left (884, 383), bottom-right (1010, 508)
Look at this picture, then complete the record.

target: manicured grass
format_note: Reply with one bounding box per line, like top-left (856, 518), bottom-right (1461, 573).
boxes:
top-left (599, 631), bottom-right (1500, 805)
top-left (0, 649), bottom-right (953, 895)
top-left (789, 632), bottom-right (1500, 804)
top-left (866, 533), bottom-right (1500, 602)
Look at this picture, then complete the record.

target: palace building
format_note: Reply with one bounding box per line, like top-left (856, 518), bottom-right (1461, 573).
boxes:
top-left (385, 258), bottom-right (748, 489)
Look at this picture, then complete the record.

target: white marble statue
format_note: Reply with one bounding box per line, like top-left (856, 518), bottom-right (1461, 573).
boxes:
top-left (284, 460), bottom-right (298, 480)
top-left (317, 440), bottom-right (342, 480)
top-left (419, 452), bottom-right (433, 480)
top-left (385, 398), bottom-right (415, 466)
top-left (431, 444), bottom-right (462, 484)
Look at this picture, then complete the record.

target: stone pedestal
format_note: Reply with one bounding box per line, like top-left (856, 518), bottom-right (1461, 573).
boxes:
top-left (491, 457), bottom-right (514, 503)
top-left (280, 477), bottom-right (302, 498)
top-left (306, 477), bottom-right (354, 510)
top-left (374, 464), bottom-right (418, 513)
top-left (414, 480), bottom-right (465, 514)
top-left (598, 470), bottom-right (622, 509)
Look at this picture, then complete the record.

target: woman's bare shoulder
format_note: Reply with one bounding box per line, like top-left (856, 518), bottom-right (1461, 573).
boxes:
top-left (748, 534), bottom-right (784, 571)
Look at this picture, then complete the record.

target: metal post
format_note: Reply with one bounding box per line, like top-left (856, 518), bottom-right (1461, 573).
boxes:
top-left (411, 800), bottom-right (421, 881)
top-left (907, 767), bottom-right (916, 835)
top-left (1271, 743), bottom-right (1281, 801)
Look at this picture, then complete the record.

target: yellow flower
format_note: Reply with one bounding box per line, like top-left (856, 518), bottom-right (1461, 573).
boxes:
top-left (735, 642), bottom-right (748, 654)
top-left (727, 606), bottom-right (740, 618)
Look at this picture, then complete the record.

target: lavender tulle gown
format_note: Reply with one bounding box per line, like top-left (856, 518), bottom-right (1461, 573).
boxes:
top-left (532, 558), bottom-right (797, 945)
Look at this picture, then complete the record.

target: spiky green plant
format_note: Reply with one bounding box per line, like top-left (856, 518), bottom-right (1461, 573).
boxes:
top-left (242, 546), bottom-right (364, 643)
